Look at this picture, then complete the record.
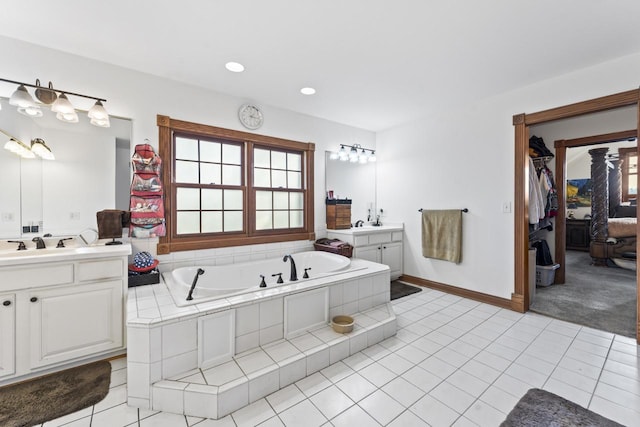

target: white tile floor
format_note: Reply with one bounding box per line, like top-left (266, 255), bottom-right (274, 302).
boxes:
top-left (39, 287), bottom-right (640, 427)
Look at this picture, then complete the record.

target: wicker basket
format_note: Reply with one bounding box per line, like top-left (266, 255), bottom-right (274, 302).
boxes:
top-left (313, 238), bottom-right (353, 258)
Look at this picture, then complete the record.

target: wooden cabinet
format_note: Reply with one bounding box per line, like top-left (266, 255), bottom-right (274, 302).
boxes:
top-left (566, 219), bottom-right (591, 251)
top-left (326, 200), bottom-right (352, 230)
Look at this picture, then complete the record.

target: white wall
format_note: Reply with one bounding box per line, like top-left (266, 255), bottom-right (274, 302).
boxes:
top-left (377, 52), bottom-right (640, 299)
top-left (0, 36), bottom-right (375, 251)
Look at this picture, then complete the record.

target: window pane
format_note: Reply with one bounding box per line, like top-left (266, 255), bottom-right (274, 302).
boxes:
top-left (200, 141), bottom-right (221, 163)
top-left (256, 211), bottom-right (272, 230)
top-left (176, 187), bottom-right (200, 210)
top-left (272, 151), bottom-right (286, 169)
top-left (202, 189), bottom-right (222, 210)
top-left (629, 175), bottom-right (637, 195)
top-left (175, 137), bottom-right (199, 160)
top-left (290, 192), bottom-right (303, 209)
top-left (256, 191), bottom-right (272, 209)
top-left (224, 189), bottom-right (243, 210)
top-left (288, 153), bottom-right (301, 171)
top-left (202, 211), bottom-right (223, 233)
top-left (224, 211), bottom-right (243, 232)
top-left (254, 148), bottom-right (270, 168)
top-left (290, 210), bottom-right (303, 228)
top-left (222, 165), bottom-right (241, 186)
top-left (222, 144), bottom-right (241, 165)
top-left (273, 211), bottom-right (288, 229)
top-left (254, 168), bottom-right (270, 187)
top-left (274, 192), bottom-right (288, 210)
top-left (288, 171), bottom-right (302, 189)
top-left (200, 163), bottom-right (221, 185)
top-left (272, 170), bottom-right (287, 188)
top-left (175, 160), bottom-right (199, 183)
top-left (176, 211), bottom-right (200, 234)
top-left (629, 156), bottom-right (637, 174)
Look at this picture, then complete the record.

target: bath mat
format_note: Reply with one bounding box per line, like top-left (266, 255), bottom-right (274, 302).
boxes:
top-left (390, 280), bottom-right (422, 300)
top-left (500, 388), bottom-right (622, 426)
top-left (0, 360), bottom-right (111, 427)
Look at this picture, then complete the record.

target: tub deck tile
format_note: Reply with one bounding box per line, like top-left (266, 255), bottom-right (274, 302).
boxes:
top-left (149, 302), bottom-right (396, 419)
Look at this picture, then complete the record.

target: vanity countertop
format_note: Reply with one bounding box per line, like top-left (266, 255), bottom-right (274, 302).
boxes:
top-left (327, 224), bottom-right (403, 235)
top-left (0, 243), bottom-right (132, 267)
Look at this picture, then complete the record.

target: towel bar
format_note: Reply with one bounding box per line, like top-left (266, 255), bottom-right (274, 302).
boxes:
top-left (418, 208), bottom-right (468, 213)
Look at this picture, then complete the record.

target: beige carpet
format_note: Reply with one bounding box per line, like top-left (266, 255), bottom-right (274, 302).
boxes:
top-left (0, 360), bottom-right (111, 427)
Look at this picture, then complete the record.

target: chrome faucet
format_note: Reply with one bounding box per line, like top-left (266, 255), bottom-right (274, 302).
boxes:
top-left (354, 220), bottom-right (364, 227)
top-left (283, 254), bottom-right (298, 281)
top-left (32, 237), bottom-right (46, 249)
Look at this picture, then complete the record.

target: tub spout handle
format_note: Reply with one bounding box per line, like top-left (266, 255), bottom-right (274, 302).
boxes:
top-left (186, 268), bottom-right (205, 301)
top-left (272, 273), bottom-right (284, 284)
top-left (303, 268), bottom-right (311, 279)
top-left (259, 275), bottom-right (267, 287)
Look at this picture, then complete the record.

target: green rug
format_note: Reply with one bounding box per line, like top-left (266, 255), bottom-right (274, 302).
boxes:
top-left (0, 360), bottom-right (111, 427)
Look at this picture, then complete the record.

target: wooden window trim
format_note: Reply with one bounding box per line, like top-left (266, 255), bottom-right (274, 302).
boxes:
top-left (620, 146), bottom-right (638, 202)
top-left (157, 115), bottom-right (315, 254)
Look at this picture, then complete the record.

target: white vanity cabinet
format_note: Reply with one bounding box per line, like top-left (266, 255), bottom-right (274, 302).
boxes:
top-left (327, 225), bottom-right (403, 279)
top-left (0, 293), bottom-right (16, 379)
top-left (0, 244), bottom-right (130, 385)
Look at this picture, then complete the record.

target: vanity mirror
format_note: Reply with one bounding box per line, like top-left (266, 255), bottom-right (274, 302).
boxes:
top-left (0, 97), bottom-right (132, 238)
top-left (325, 150), bottom-right (376, 225)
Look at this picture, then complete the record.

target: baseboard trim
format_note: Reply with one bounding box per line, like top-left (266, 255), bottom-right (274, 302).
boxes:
top-left (399, 274), bottom-right (513, 310)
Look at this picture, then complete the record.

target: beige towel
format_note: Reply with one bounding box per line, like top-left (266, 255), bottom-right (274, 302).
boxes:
top-left (422, 209), bottom-right (463, 263)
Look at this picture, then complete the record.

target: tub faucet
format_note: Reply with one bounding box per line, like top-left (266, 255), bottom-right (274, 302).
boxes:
top-left (186, 268), bottom-right (205, 301)
top-left (283, 254), bottom-right (298, 281)
top-left (32, 237), bottom-right (46, 249)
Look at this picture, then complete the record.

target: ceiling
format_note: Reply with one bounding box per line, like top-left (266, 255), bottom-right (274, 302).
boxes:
top-left (2, 1), bottom-right (640, 132)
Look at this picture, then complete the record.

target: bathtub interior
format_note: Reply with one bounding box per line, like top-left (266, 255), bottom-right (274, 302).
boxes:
top-left (165, 251), bottom-right (363, 307)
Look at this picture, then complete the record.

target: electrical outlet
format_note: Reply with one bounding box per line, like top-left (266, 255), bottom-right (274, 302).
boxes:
top-left (502, 202), bottom-right (512, 213)
top-left (70, 212), bottom-right (81, 220)
top-left (1, 212), bottom-right (14, 222)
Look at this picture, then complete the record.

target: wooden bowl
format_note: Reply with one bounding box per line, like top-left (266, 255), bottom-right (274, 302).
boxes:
top-left (331, 315), bottom-right (354, 333)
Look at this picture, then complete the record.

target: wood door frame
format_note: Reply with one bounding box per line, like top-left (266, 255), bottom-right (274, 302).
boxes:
top-left (512, 89), bottom-right (640, 343)
top-left (554, 130), bottom-right (638, 284)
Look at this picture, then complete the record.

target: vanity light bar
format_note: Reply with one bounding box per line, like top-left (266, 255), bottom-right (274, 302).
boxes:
top-left (0, 77), bottom-right (110, 128)
top-left (330, 143), bottom-right (377, 163)
top-left (0, 127), bottom-right (53, 160)
top-left (0, 77), bottom-right (106, 102)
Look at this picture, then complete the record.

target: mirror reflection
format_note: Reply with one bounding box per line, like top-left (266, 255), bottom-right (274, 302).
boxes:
top-left (325, 151), bottom-right (376, 225)
top-left (0, 97), bottom-right (132, 238)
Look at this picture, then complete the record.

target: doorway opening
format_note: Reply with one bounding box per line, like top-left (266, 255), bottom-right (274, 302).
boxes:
top-left (512, 89), bottom-right (640, 343)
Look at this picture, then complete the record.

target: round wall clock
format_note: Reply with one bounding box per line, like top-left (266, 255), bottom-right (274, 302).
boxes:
top-left (238, 103), bottom-right (264, 130)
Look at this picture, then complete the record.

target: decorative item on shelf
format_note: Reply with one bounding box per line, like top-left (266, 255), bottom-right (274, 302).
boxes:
top-left (128, 251), bottom-right (160, 287)
top-left (329, 143), bottom-right (376, 163)
top-left (129, 142), bottom-right (166, 238)
top-left (0, 127), bottom-right (54, 160)
top-left (0, 77), bottom-right (110, 127)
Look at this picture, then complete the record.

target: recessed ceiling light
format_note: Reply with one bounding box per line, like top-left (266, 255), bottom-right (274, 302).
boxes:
top-left (300, 87), bottom-right (316, 95)
top-left (225, 62), bottom-right (245, 73)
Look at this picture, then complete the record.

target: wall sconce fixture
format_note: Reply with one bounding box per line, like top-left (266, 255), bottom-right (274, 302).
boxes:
top-left (0, 77), bottom-right (110, 127)
top-left (0, 128), bottom-right (54, 160)
top-left (329, 144), bottom-right (376, 163)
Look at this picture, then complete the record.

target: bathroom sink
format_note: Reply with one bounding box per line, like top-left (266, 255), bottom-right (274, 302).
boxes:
top-left (0, 243), bottom-right (131, 266)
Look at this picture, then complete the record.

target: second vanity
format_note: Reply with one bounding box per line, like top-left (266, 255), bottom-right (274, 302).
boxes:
top-left (327, 224), bottom-right (403, 279)
top-left (0, 240), bottom-right (131, 385)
